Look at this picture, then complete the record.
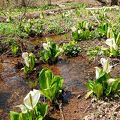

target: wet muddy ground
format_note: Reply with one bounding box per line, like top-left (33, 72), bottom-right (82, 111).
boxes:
top-left (0, 35), bottom-right (103, 120)
top-left (0, 55), bottom-right (95, 120)
top-left (1, 34), bottom-right (119, 120)
top-left (0, 57), bottom-right (30, 120)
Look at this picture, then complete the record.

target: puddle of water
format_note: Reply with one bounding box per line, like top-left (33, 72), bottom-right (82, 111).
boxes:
top-left (42, 55), bottom-right (94, 93)
top-left (0, 35), bottom-right (96, 120)
top-left (42, 55), bottom-right (95, 120)
top-left (0, 56), bottom-right (30, 120)
top-left (0, 92), bottom-right (11, 111)
top-left (29, 33), bottom-right (71, 45)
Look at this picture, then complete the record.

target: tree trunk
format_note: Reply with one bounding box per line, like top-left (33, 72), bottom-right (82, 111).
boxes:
top-left (111, 0), bottom-right (118, 5)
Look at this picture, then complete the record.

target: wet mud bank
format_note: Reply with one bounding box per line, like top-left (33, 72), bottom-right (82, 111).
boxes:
top-left (0, 35), bottom-right (104, 120)
top-left (0, 53), bottom-right (96, 120)
top-left (39, 55), bottom-right (96, 120)
top-left (0, 56), bottom-right (30, 120)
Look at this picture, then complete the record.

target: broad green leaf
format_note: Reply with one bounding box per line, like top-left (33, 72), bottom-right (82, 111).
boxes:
top-left (39, 68), bottom-right (64, 101)
top-left (86, 80), bottom-right (95, 90)
top-left (22, 112), bottom-right (32, 120)
top-left (105, 86), bottom-right (112, 96)
top-left (93, 83), bottom-right (103, 98)
top-left (112, 79), bottom-right (120, 92)
top-left (10, 111), bottom-right (20, 120)
top-left (36, 103), bottom-right (48, 117)
top-left (40, 83), bottom-right (58, 100)
top-left (96, 72), bottom-right (110, 84)
top-left (39, 69), bottom-right (53, 89)
top-left (52, 76), bottom-right (64, 89)
top-left (72, 32), bottom-right (79, 41)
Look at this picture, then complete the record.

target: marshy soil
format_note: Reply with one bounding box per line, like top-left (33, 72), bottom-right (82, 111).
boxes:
top-left (0, 33), bottom-right (104, 120)
top-left (0, 1), bottom-right (120, 119)
top-left (1, 32), bottom-right (120, 119)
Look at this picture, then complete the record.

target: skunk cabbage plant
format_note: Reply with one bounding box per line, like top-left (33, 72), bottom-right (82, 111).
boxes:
top-left (10, 89), bottom-right (48, 120)
top-left (40, 40), bottom-right (63, 64)
top-left (22, 52), bottom-right (36, 74)
top-left (104, 28), bottom-right (120, 56)
top-left (39, 68), bottom-right (64, 101)
top-left (71, 21), bottom-right (94, 41)
top-left (63, 41), bottom-right (81, 57)
top-left (86, 58), bottom-right (120, 98)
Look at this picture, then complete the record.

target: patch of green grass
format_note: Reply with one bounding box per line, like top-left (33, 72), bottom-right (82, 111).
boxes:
top-left (63, 2), bottom-right (87, 8)
top-left (0, 23), bottom-right (17, 36)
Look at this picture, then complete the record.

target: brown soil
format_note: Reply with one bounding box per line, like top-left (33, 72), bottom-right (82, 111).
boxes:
top-left (0, 34), bottom-right (119, 120)
top-left (0, 56), bottom-right (30, 120)
top-left (0, 38), bottom-right (103, 120)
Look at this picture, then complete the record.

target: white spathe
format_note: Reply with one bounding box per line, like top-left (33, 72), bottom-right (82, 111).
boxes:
top-left (29, 53), bottom-right (34, 57)
top-left (16, 104), bottom-right (28, 113)
top-left (43, 43), bottom-right (49, 50)
top-left (95, 67), bottom-right (101, 79)
top-left (71, 26), bottom-right (77, 32)
top-left (107, 78), bottom-right (116, 85)
top-left (17, 89), bottom-right (40, 113)
top-left (24, 89), bottom-right (40, 110)
top-left (100, 58), bottom-right (112, 73)
top-left (78, 30), bottom-right (81, 34)
top-left (105, 38), bottom-right (118, 50)
top-left (22, 52), bottom-right (29, 67)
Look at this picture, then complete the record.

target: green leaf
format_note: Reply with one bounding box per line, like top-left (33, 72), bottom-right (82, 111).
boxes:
top-left (39, 68), bottom-right (64, 101)
top-left (22, 112), bottom-right (32, 120)
top-left (52, 76), bottom-right (64, 89)
top-left (107, 27), bottom-right (114, 38)
top-left (40, 83), bottom-right (57, 100)
top-left (23, 66), bottom-right (30, 74)
top-left (112, 78), bottom-right (120, 92)
top-left (105, 86), bottom-right (112, 96)
top-left (36, 103), bottom-right (48, 117)
top-left (72, 32), bottom-right (79, 41)
top-left (40, 41), bottom-right (61, 63)
top-left (10, 111), bottom-right (20, 120)
top-left (93, 83), bottom-right (103, 98)
top-left (96, 72), bottom-right (110, 84)
top-left (39, 69), bottom-right (53, 89)
top-left (37, 117), bottom-right (43, 120)
top-left (116, 33), bottom-right (120, 45)
top-left (29, 54), bottom-right (35, 70)
top-left (86, 80), bottom-right (95, 91)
